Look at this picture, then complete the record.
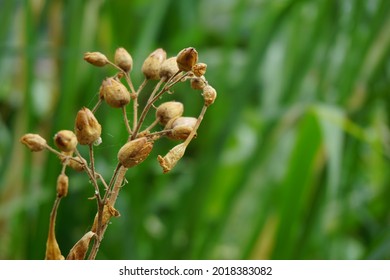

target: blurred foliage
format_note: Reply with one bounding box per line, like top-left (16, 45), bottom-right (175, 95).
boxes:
top-left (1, 0), bottom-right (390, 260)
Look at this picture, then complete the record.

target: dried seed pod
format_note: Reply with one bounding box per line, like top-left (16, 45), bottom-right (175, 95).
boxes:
top-left (99, 77), bottom-right (130, 108)
top-left (75, 107), bottom-right (102, 145)
top-left (176, 47), bottom-right (198, 72)
top-left (117, 137), bottom-right (154, 168)
top-left (83, 52), bottom-right (108, 67)
top-left (202, 85), bottom-right (217, 106)
top-left (114, 47), bottom-right (133, 72)
top-left (56, 174), bottom-right (69, 198)
top-left (66, 231), bottom-right (96, 260)
top-left (20, 133), bottom-right (47, 152)
top-left (142, 48), bottom-right (167, 80)
top-left (159, 57), bottom-right (179, 80)
top-left (45, 215), bottom-right (64, 260)
top-left (65, 156), bottom-right (86, 172)
top-left (54, 130), bottom-right (77, 153)
top-left (168, 117), bottom-right (197, 140)
top-left (157, 143), bottom-right (187, 173)
top-left (192, 63), bottom-right (207, 77)
top-left (91, 205), bottom-right (120, 233)
top-left (190, 76), bottom-right (207, 90)
top-left (156, 101), bottom-right (184, 126)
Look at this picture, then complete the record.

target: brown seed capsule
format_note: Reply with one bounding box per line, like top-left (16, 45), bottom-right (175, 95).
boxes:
top-left (176, 47), bottom-right (198, 72)
top-left (142, 48), bottom-right (167, 80)
top-left (75, 107), bottom-right (102, 145)
top-left (202, 85), bottom-right (217, 106)
top-left (57, 174), bottom-right (69, 198)
top-left (117, 137), bottom-right (154, 168)
top-left (167, 117), bottom-right (197, 140)
top-left (190, 76), bottom-right (207, 90)
top-left (99, 77), bottom-right (130, 108)
top-left (66, 231), bottom-right (95, 260)
top-left (159, 57), bottom-right (180, 80)
top-left (63, 156), bottom-right (86, 172)
top-left (83, 52), bottom-right (108, 67)
top-left (20, 133), bottom-right (47, 152)
top-left (192, 63), bottom-right (207, 77)
top-left (54, 130), bottom-right (77, 153)
top-left (91, 205), bottom-right (120, 233)
top-left (114, 47), bottom-right (133, 72)
top-left (157, 143), bottom-right (187, 173)
top-left (156, 101), bottom-right (184, 126)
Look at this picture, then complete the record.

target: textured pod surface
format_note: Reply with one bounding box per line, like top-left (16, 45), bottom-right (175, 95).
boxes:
top-left (75, 107), bottom-right (102, 145)
top-left (176, 47), bottom-right (198, 72)
top-left (54, 130), bottom-right (77, 152)
top-left (157, 143), bottom-right (187, 173)
top-left (159, 57), bottom-right (179, 80)
top-left (100, 78), bottom-right (130, 108)
top-left (114, 47), bottom-right (133, 72)
top-left (156, 101), bottom-right (184, 126)
top-left (117, 137), bottom-right (154, 168)
top-left (168, 117), bottom-right (197, 140)
top-left (20, 133), bottom-right (47, 152)
top-left (142, 48), bottom-right (167, 80)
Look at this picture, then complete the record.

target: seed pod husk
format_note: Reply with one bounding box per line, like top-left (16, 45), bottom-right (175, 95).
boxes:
top-left (156, 101), bottom-right (184, 126)
top-left (176, 47), bottom-right (198, 72)
top-left (142, 48), bottom-right (167, 80)
top-left (202, 85), bottom-right (217, 106)
top-left (75, 107), bottom-right (102, 145)
top-left (91, 205), bottom-right (120, 233)
top-left (64, 156), bottom-right (86, 172)
top-left (20, 133), bottom-right (47, 152)
top-left (54, 130), bottom-right (77, 153)
top-left (159, 57), bottom-right (179, 80)
top-left (57, 174), bottom-right (69, 198)
top-left (192, 63), bottom-right (207, 77)
top-left (117, 137), bottom-right (154, 168)
top-left (83, 52), bottom-right (108, 67)
top-left (190, 76), bottom-right (207, 90)
top-left (167, 117), bottom-right (197, 140)
top-left (157, 143), bottom-right (187, 173)
top-left (99, 77), bottom-right (130, 108)
top-left (66, 231), bottom-right (96, 260)
top-left (114, 47), bottom-right (133, 72)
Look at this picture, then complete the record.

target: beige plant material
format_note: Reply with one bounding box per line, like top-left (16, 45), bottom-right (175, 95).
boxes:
top-left (66, 231), bottom-right (96, 260)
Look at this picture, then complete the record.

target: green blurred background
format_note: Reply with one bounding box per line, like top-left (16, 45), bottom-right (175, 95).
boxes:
top-left (1, 0), bottom-right (390, 260)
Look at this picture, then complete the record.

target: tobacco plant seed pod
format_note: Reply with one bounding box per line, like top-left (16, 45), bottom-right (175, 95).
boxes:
top-left (83, 52), bottom-right (108, 67)
top-left (156, 101), bottom-right (184, 126)
top-left (190, 76), bottom-right (207, 90)
top-left (66, 156), bottom-right (86, 172)
top-left (192, 63), bottom-right (207, 77)
top-left (57, 174), bottom-right (69, 198)
top-left (66, 231), bottom-right (95, 260)
top-left (159, 57), bottom-right (179, 81)
top-left (20, 133), bottom-right (47, 152)
top-left (157, 143), bottom-right (187, 173)
top-left (117, 137), bottom-right (154, 168)
top-left (54, 130), bottom-right (77, 153)
top-left (75, 107), bottom-right (102, 145)
top-left (114, 47), bottom-right (133, 72)
top-left (202, 85), bottom-right (217, 106)
top-left (99, 77), bottom-right (130, 108)
top-left (176, 47), bottom-right (198, 72)
top-left (168, 117), bottom-right (197, 140)
top-left (142, 48), bottom-right (167, 80)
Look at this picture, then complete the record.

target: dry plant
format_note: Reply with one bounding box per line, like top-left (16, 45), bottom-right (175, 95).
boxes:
top-left (20, 47), bottom-right (217, 260)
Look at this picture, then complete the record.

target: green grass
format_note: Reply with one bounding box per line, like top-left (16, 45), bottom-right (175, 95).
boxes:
top-left (1, 0), bottom-right (390, 260)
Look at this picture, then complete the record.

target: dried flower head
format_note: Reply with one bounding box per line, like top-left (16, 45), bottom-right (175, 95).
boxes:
top-left (20, 133), bottom-right (47, 152)
top-left (54, 130), bottom-right (77, 153)
top-left (117, 137), bottom-right (154, 168)
top-left (176, 47), bottom-right (198, 72)
top-left (114, 47), bottom-right (133, 72)
top-left (159, 57), bottom-right (179, 80)
top-left (83, 52), bottom-right (108, 67)
top-left (142, 48), bottom-right (167, 80)
top-left (157, 143), bottom-right (187, 173)
top-left (168, 117), bottom-right (197, 140)
top-left (99, 77), bottom-right (130, 108)
top-left (57, 174), bottom-right (69, 198)
top-left (191, 76), bottom-right (207, 90)
top-left (156, 101), bottom-right (184, 126)
top-left (192, 63), bottom-right (207, 77)
top-left (202, 85), bottom-right (217, 106)
top-left (75, 107), bottom-right (102, 145)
